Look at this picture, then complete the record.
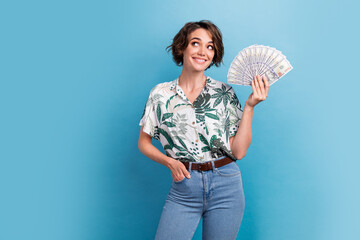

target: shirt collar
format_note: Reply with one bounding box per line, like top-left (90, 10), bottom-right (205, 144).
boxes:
top-left (169, 76), bottom-right (215, 92)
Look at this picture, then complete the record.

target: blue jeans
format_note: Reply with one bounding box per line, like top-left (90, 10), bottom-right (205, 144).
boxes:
top-left (155, 158), bottom-right (245, 240)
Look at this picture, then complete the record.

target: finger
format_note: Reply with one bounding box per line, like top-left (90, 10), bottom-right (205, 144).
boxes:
top-left (182, 166), bottom-right (191, 178)
top-left (250, 79), bottom-right (257, 97)
top-left (259, 75), bottom-right (267, 99)
top-left (253, 77), bottom-right (260, 98)
top-left (175, 175), bottom-right (185, 182)
top-left (257, 75), bottom-right (265, 96)
top-left (173, 171), bottom-right (185, 181)
top-left (263, 75), bottom-right (269, 97)
top-left (171, 164), bottom-right (186, 180)
top-left (253, 76), bottom-right (260, 97)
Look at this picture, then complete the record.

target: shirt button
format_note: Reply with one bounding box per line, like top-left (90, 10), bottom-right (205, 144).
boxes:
top-left (195, 139), bottom-right (199, 142)
top-left (200, 157), bottom-right (203, 159)
top-left (192, 121), bottom-right (195, 125)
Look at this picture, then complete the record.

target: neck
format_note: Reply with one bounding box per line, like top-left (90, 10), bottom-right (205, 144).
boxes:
top-left (178, 70), bottom-right (206, 91)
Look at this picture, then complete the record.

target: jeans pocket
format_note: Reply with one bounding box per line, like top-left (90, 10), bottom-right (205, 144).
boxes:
top-left (215, 161), bottom-right (241, 177)
top-left (173, 176), bottom-right (187, 183)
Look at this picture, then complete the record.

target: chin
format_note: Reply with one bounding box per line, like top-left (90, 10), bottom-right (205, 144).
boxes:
top-left (194, 63), bottom-right (211, 72)
top-left (184, 60), bottom-right (211, 72)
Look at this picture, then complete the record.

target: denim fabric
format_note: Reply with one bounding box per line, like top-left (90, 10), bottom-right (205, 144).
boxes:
top-left (155, 158), bottom-right (245, 240)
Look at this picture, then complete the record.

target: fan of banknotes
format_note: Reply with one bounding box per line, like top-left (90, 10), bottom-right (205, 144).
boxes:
top-left (227, 44), bottom-right (293, 86)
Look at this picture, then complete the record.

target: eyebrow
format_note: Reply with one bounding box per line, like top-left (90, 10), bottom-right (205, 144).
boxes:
top-left (190, 37), bottom-right (214, 43)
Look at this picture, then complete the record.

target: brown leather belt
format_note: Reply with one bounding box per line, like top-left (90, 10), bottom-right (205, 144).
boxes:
top-left (181, 157), bottom-right (234, 171)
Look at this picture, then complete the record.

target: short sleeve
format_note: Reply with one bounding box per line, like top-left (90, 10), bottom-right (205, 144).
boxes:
top-left (139, 90), bottom-right (159, 140)
top-left (228, 88), bottom-right (243, 137)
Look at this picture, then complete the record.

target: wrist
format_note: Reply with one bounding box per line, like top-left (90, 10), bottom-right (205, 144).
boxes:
top-left (244, 101), bottom-right (255, 110)
top-left (165, 157), bottom-right (177, 169)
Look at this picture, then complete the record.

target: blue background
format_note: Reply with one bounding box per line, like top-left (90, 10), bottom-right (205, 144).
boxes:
top-left (1, 0), bottom-right (359, 239)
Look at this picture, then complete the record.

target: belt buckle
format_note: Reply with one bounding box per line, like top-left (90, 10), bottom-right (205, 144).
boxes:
top-left (198, 164), bottom-right (203, 171)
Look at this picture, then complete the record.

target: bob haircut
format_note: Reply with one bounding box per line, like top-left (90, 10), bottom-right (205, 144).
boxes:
top-left (166, 20), bottom-right (224, 70)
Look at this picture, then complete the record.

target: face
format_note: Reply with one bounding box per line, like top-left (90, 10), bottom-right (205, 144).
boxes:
top-left (182, 28), bottom-right (215, 72)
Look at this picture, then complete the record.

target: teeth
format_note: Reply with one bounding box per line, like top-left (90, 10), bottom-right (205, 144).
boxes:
top-left (194, 58), bottom-right (205, 63)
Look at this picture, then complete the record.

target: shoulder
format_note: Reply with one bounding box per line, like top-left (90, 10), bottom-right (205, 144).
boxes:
top-left (153, 81), bottom-right (173, 91)
top-left (207, 76), bottom-right (234, 92)
top-left (148, 79), bottom-right (176, 98)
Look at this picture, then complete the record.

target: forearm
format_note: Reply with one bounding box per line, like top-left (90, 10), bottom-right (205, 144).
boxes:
top-left (231, 101), bottom-right (254, 159)
top-left (138, 135), bottom-right (175, 169)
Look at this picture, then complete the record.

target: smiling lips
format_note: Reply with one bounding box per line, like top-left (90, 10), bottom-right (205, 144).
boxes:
top-left (192, 57), bottom-right (207, 64)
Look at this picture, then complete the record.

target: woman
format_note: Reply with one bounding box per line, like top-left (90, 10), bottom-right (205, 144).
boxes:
top-left (138, 20), bottom-right (269, 240)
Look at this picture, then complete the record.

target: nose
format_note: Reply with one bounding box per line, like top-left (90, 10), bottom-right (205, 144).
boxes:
top-left (198, 45), bottom-right (206, 56)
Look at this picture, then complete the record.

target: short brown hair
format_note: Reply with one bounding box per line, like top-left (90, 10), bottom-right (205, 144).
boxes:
top-left (166, 20), bottom-right (224, 70)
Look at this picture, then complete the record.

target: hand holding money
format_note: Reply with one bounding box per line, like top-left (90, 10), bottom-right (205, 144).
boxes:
top-left (245, 75), bottom-right (269, 108)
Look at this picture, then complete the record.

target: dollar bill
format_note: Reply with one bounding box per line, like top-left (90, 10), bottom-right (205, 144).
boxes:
top-left (227, 45), bottom-right (293, 86)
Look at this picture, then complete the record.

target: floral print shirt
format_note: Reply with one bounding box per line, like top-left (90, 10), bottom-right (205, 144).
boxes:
top-left (139, 76), bottom-right (243, 163)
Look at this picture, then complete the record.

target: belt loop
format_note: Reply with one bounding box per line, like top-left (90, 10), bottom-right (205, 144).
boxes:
top-left (188, 162), bottom-right (192, 173)
top-left (210, 160), bottom-right (216, 172)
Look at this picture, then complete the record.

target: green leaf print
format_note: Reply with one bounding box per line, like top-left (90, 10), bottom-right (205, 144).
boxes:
top-left (174, 103), bottom-right (191, 109)
top-left (213, 96), bottom-right (223, 108)
top-left (152, 93), bottom-right (163, 102)
top-left (174, 144), bottom-right (186, 152)
top-left (164, 144), bottom-right (172, 150)
top-left (176, 136), bottom-right (188, 150)
top-left (212, 122), bottom-right (223, 137)
top-left (209, 135), bottom-right (217, 148)
top-left (165, 95), bottom-right (176, 110)
top-left (205, 113), bottom-right (219, 120)
top-left (164, 121), bottom-right (176, 127)
top-left (198, 133), bottom-right (210, 147)
top-left (193, 93), bottom-right (215, 115)
top-left (223, 97), bottom-right (229, 108)
top-left (212, 84), bottom-right (232, 108)
top-left (156, 104), bottom-right (161, 123)
top-left (193, 93), bottom-right (211, 109)
top-left (158, 128), bottom-right (174, 146)
top-left (196, 114), bottom-right (205, 122)
top-left (201, 146), bottom-right (211, 152)
top-left (210, 138), bottom-right (237, 161)
top-left (225, 116), bottom-right (230, 142)
top-left (230, 92), bottom-right (242, 111)
top-left (176, 152), bottom-right (187, 156)
top-left (162, 113), bottom-right (173, 121)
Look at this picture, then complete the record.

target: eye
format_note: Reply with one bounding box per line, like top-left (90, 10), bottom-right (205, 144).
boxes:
top-left (191, 41), bottom-right (199, 46)
top-left (208, 45), bottom-right (214, 50)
